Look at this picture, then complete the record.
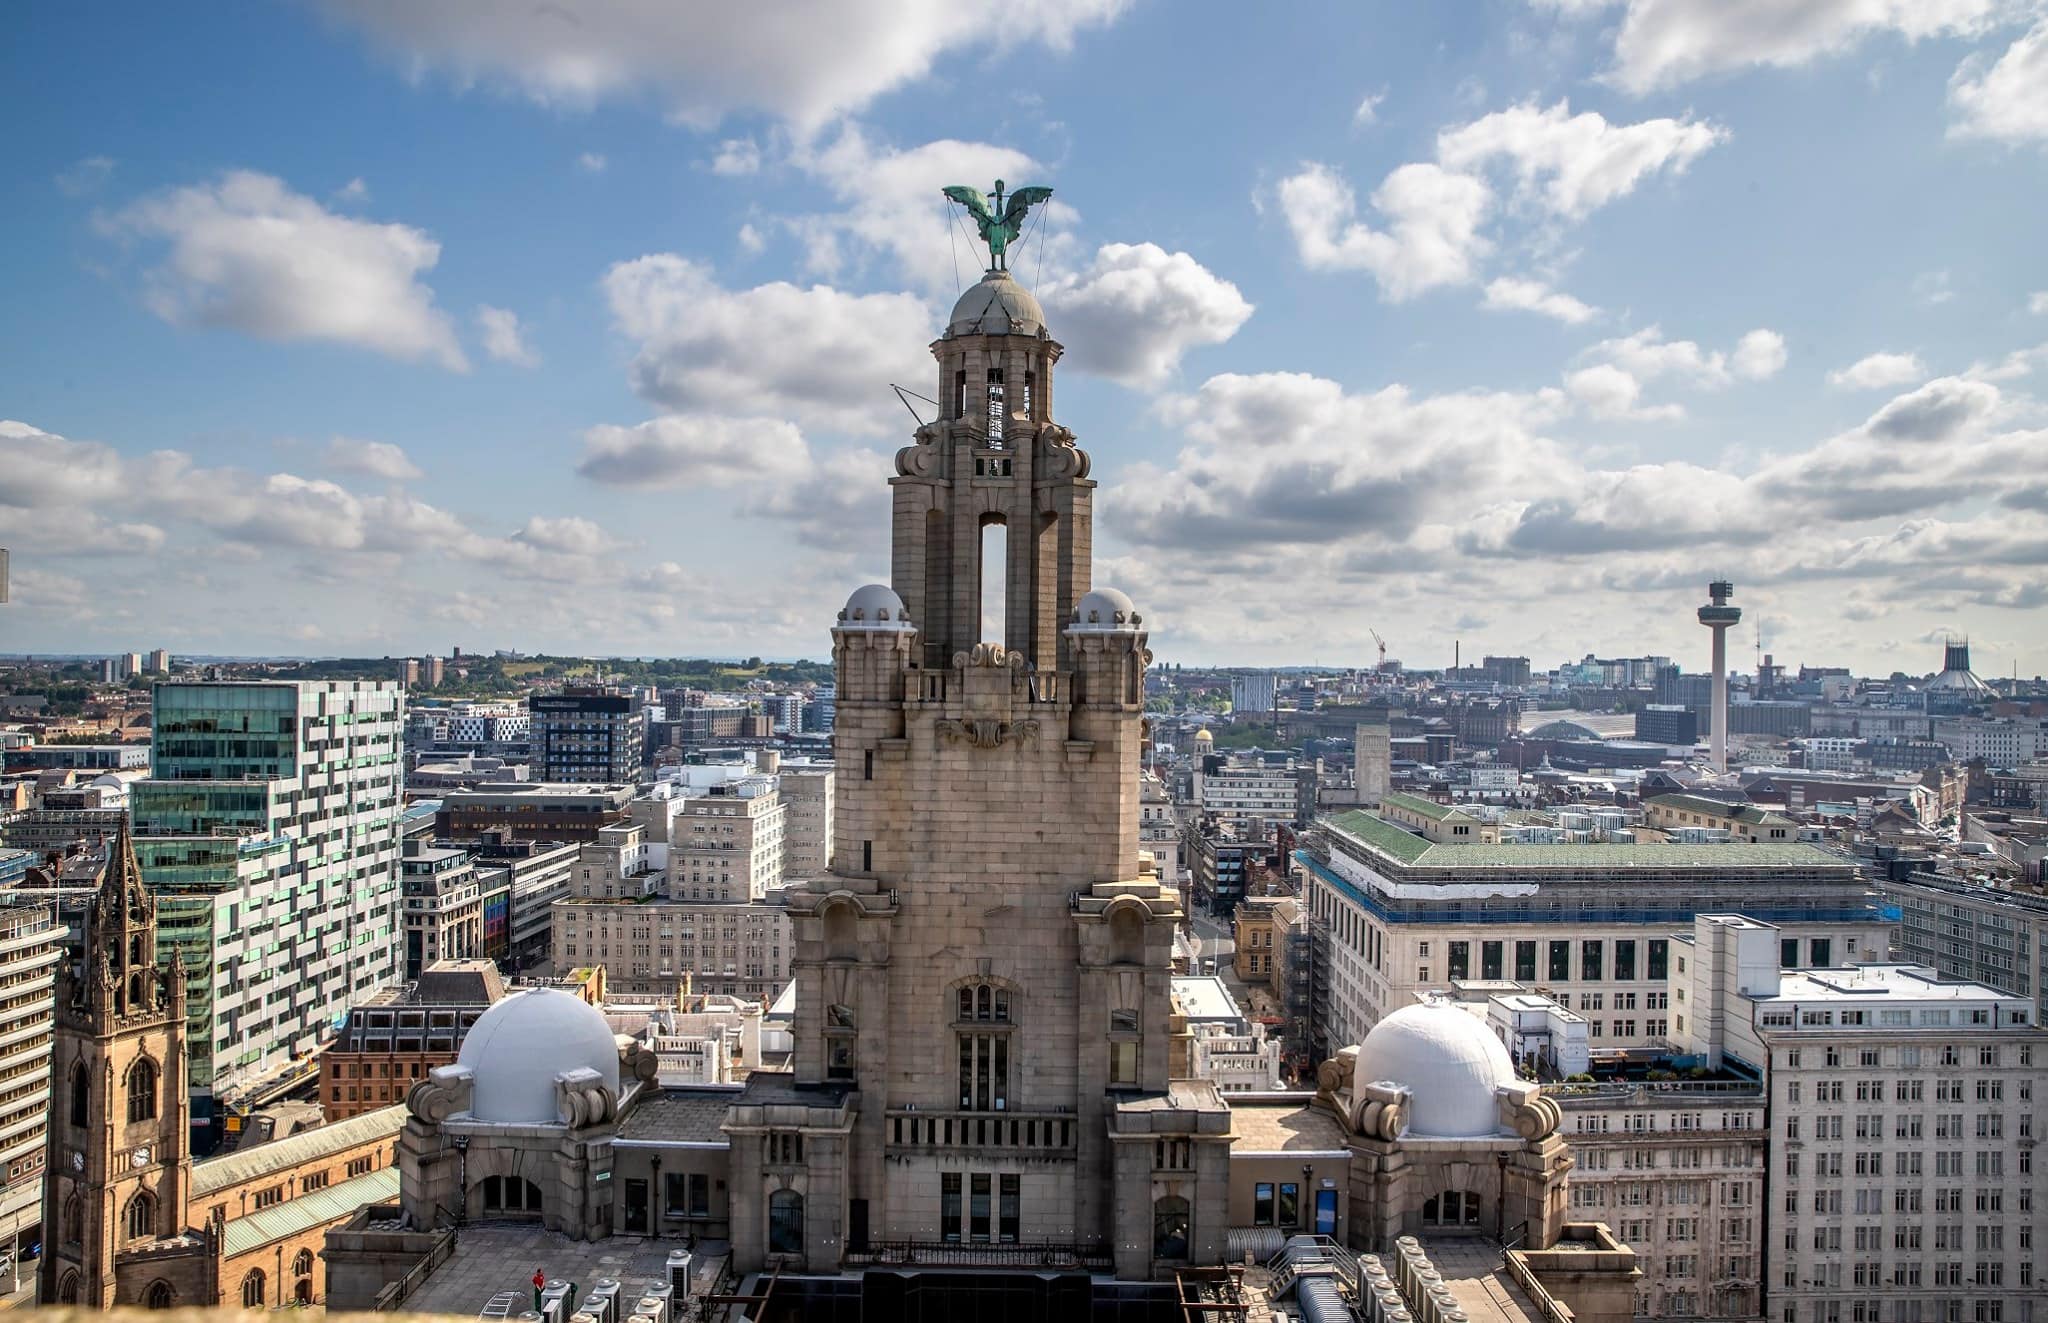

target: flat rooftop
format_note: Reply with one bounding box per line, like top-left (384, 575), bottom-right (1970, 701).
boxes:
top-left (1324, 809), bottom-right (1850, 872)
top-left (1170, 975), bottom-right (1244, 1023)
top-left (1763, 963), bottom-right (2026, 1006)
top-left (1228, 1100), bottom-right (1347, 1154)
top-left (401, 1223), bottom-right (726, 1318)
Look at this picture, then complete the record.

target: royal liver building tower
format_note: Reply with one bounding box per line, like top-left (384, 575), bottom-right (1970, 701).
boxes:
top-left (724, 186), bottom-right (1231, 1288)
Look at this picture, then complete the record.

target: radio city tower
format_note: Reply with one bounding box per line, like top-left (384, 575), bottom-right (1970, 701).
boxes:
top-left (1697, 580), bottom-right (1741, 773)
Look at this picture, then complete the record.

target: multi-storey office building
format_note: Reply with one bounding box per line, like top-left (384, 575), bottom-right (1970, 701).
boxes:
top-left (1196, 758), bottom-right (1303, 843)
top-left (130, 680), bottom-right (404, 1140)
top-left (1299, 798), bottom-right (1891, 1054)
top-left (471, 837), bottom-right (577, 969)
top-left (531, 687), bottom-right (642, 783)
top-left (1140, 771), bottom-right (1182, 888)
top-left (1674, 913), bottom-right (2048, 1322)
top-left (0, 899), bottom-right (61, 1259)
top-left (670, 775), bottom-right (786, 901)
top-left (1555, 1070), bottom-right (1768, 1321)
top-left (1885, 870), bottom-right (2048, 1025)
top-left (552, 888), bottom-right (792, 1002)
top-left (780, 763), bottom-right (834, 880)
top-left (399, 843), bottom-right (484, 979)
top-left (434, 782), bottom-right (633, 843)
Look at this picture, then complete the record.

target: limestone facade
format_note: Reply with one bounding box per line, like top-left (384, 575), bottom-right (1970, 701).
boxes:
top-left (725, 266), bottom-right (1231, 1280)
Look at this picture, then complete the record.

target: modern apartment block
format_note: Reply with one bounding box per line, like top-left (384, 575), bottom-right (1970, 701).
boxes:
top-left (0, 899), bottom-right (62, 1256)
top-left (531, 687), bottom-right (643, 783)
top-left (130, 680), bottom-right (404, 1141)
top-left (1195, 757), bottom-right (1305, 843)
top-left (1674, 913), bottom-right (2048, 1321)
top-left (1300, 796), bottom-right (1891, 1054)
top-left (1884, 869), bottom-right (2048, 1025)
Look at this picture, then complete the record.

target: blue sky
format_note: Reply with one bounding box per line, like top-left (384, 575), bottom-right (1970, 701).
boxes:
top-left (2, 1), bottom-right (2045, 674)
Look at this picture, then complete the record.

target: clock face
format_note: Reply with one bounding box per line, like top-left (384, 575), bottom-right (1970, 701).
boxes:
top-left (70, 1152), bottom-right (83, 1172)
top-left (131, 1146), bottom-right (151, 1169)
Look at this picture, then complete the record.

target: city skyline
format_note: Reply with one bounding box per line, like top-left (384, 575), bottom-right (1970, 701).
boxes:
top-left (5, 2), bottom-right (2048, 673)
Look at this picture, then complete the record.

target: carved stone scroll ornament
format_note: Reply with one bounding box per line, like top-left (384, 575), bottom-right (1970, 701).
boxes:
top-left (935, 717), bottom-right (1041, 749)
top-left (1039, 426), bottom-right (1089, 480)
top-left (1351, 1082), bottom-right (1410, 1142)
top-left (556, 1067), bottom-right (618, 1129)
top-left (407, 1064), bottom-right (475, 1124)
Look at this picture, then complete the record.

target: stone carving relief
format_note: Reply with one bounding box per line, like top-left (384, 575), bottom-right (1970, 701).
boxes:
top-left (556, 1067), bottom-right (618, 1129)
top-left (934, 717), bottom-right (1040, 749)
top-left (407, 1064), bottom-right (474, 1124)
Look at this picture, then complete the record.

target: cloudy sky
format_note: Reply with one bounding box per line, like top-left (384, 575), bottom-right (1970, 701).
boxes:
top-left (3, 2), bottom-right (2046, 674)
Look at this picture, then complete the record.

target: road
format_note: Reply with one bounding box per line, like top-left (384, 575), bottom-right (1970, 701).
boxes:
top-left (1185, 909), bottom-right (1236, 975)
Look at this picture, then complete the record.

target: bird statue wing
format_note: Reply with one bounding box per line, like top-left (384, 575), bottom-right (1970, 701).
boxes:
top-left (1001, 186), bottom-right (1054, 229)
top-left (942, 185), bottom-right (991, 221)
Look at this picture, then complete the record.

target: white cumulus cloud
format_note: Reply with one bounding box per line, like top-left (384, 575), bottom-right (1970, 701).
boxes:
top-left (1039, 242), bottom-right (1252, 387)
top-left (1277, 162), bottom-right (1492, 300)
top-left (577, 414), bottom-right (812, 488)
top-left (325, 436), bottom-right (424, 480)
top-left (1436, 99), bottom-right (1725, 219)
top-left (476, 304), bottom-right (540, 366)
top-left (1949, 20), bottom-right (2048, 144)
top-left (108, 170), bottom-right (466, 369)
top-left (320, 0), bottom-right (1132, 131)
top-left (603, 254), bottom-right (931, 435)
top-left (1482, 276), bottom-right (1598, 323)
top-left (1828, 351), bottom-right (1926, 390)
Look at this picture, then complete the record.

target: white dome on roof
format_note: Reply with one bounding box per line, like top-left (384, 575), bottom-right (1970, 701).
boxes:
top-left (1069, 586), bottom-right (1140, 632)
top-left (947, 270), bottom-right (1047, 338)
top-left (1354, 1002), bottom-right (1519, 1139)
top-left (838, 583), bottom-right (914, 631)
top-left (456, 988), bottom-right (620, 1124)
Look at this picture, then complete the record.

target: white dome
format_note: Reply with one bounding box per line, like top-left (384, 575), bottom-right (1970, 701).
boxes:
top-left (1354, 1002), bottom-right (1519, 1138)
top-left (456, 988), bottom-right (621, 1124)
top-left (1069, 586), bottom-right (1141, 632)
top-left (947, 271), bottom-right (1047, 338)
top-left (838, 583), bottom-right (914, 631)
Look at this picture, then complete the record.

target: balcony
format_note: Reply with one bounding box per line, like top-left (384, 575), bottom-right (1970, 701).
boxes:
top-left (843, 1241), bottom-right (1112, 1271)
top-left (886, 1108), bottom-right (1078, 1154)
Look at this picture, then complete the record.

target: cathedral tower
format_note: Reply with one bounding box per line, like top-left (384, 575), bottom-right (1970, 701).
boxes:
top-left (726, 237), bottom-right (1230, 1283)
top-left (40, 827), bottom-right (204, 1309)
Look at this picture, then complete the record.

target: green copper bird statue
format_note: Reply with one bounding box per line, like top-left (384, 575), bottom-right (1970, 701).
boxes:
top-left (943, 179), bottom-right (1053, 271)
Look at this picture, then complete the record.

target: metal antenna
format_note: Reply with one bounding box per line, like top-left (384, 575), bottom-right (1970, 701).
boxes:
top-left (892, 384), bottom-right (939, 426)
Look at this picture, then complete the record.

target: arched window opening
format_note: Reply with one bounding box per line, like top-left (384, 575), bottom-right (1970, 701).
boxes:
top-left (1153, 1196), bottom-right (1191, 1260)
top-left (980, 519), bottom-right (1007, 645)
top-left (124, 1190), bottom-right (156, 1241)
top-left (822, 905), bottom-right (857, 961)
top-left (1109, 905), bottom-right (1145, 965)
top-left (62, 1194), bottom-right (83, 1246)
top-left (954, 981), bottom-right (1013, 1112)
top-left (130, 973), bottom-right (147, 1009)
top-left (295, 1276), bottom-right (315, 1305)
top-left (57, 1271), bottom-right (80, 1304)
top-left (69, 1062), bottom-right (89, 1128)
top-left (768, 1188), bottom-right (804, 1255)
top-left (985, 367), bottom-right (1006, 446)
top-left (127, 1057), bottom-right (159, 1124)
top-left (292, 1249), bottom-right (314, 1277)
top-left (145, 1280), bottom-right (174, 1310)
top-left (480, 1174), bottom-right (544, 1217)
top-left (1423, 1190), bottom-right (1482, 1228)
top-left (241, 1269), bottom-right (266, 1308)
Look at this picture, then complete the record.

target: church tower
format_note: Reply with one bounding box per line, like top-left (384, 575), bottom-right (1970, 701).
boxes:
top-left (725, 215), bottom-right (1231, 1283)
top-left (40, 827), bottom-right (203, 1309)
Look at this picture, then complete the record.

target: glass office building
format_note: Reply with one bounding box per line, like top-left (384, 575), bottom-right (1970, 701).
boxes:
top-left (131, 681), bottom-right (404, 1146)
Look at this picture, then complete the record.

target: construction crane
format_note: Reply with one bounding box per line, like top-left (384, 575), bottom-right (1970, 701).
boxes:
top-left (1369, 628), bottom-right (1387, 672)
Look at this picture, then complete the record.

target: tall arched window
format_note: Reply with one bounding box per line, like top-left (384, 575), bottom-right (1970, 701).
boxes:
top-left (124, 1190), bottom-right (156, 1241)
top-left (292, 1249), bottom-right (314, 1277)
top-left (57, 1271), bottom-right (80, 1304)
top-left (1153, 1196), bottom-right (1190, 1260)
top-left (145, 1280), bottom-right (174, 1310)
top-left (241, 1269), bottom-right (266, 1308)
top-left (293, 1249), bottom-right (317, 1302)
top-left (768, 1188), bottom-right (804, 1255)
top-left (954, 981), bottom-right (1012, 1111)
top-left (127, 1057), bottom-right (159, 1124)
top-left (62, 1193), bottom-right (83, 1246)
top-left (69, 1062), bottom-right (89, 1128)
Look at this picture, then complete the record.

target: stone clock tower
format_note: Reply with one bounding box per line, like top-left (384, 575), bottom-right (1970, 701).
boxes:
top-left (40, 827), bottom-right (206, 1308)
top-left (724, 259), bottom-right (1231, 1284)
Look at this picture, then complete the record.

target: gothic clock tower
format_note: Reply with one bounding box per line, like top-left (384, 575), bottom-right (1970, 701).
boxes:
top-left (40, 827), bottom-right (204, 1308)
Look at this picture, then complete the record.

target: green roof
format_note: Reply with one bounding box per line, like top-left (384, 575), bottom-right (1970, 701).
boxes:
top-left (192, 1104), bottom-right (406, 1196)
top-left (219, 1165), bottom-right (400, 1258)
top-left (1323, 810), bottom-right (1846, 872)
top-left (1379, 791), bottom-right (1466, 823)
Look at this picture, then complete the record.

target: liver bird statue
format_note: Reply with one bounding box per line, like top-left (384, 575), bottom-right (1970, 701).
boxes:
top-left (942, 179), bottom-right (1053, 271)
